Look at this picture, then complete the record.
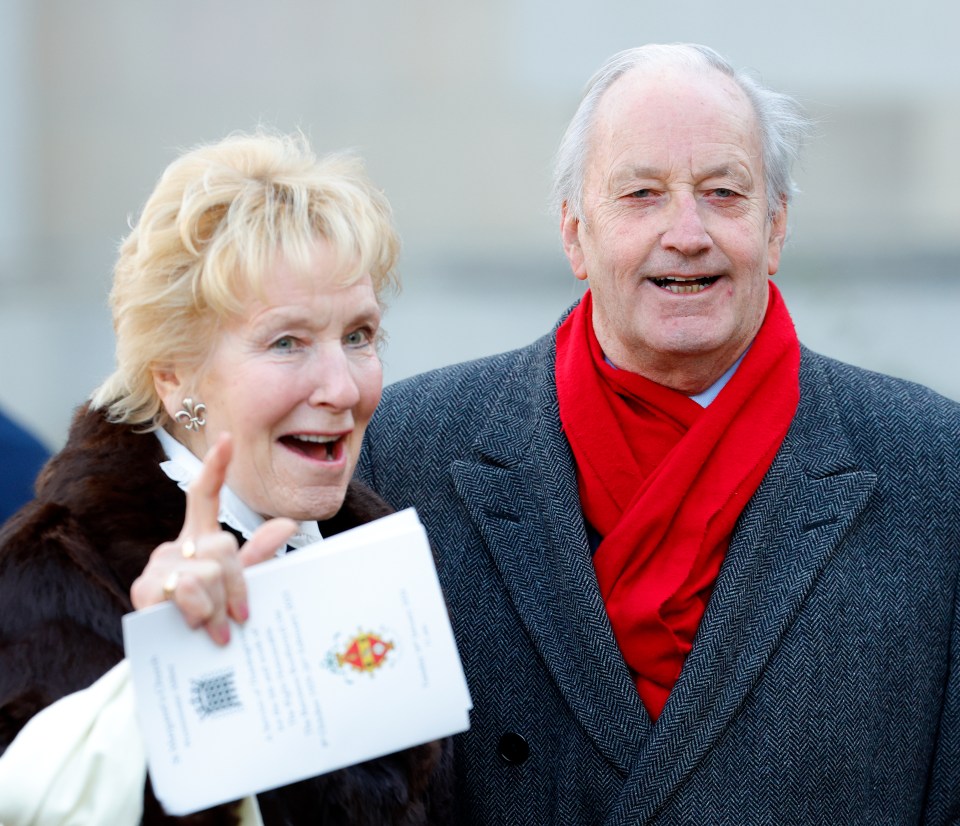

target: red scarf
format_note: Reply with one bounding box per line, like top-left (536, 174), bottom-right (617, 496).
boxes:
top-left (555, 283), bottom-right (800, 720)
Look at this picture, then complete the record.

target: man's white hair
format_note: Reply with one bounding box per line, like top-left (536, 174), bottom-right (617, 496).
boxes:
top-left (551, 43), bottom-right (813, 223)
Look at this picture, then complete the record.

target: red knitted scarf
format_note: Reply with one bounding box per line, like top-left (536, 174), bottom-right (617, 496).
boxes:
top-left (555, 283), bottom-right (800, 720)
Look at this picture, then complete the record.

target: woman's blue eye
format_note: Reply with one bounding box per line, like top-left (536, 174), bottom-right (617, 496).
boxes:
top-left (345, 329), bottom-right (370, 347)
top-left (272, 336), bottom-right (296, 350)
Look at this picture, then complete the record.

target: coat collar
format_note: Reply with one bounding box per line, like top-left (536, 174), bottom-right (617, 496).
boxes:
top-left (450, 337), bottom-right (877, 804)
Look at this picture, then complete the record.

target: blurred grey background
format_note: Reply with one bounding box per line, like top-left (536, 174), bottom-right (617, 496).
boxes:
top-left (1, 0), bottom-right (958, 450)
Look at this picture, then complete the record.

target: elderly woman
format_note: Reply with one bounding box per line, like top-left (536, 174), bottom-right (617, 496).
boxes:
top-left (0, 133), bottom-right (452, 824)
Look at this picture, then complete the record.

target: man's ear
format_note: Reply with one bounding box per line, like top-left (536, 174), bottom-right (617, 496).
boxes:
top-left (767, 198), bottom-right (788, 276)
top-left (561, 202), bottom-right (589, 281)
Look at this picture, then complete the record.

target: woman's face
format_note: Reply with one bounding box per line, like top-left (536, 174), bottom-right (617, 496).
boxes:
top-left (156, 241), bottom-right (382, 521)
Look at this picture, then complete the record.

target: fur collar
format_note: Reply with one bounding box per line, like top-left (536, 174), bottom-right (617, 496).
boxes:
top-left (12, 405), bottom-right (394, 605)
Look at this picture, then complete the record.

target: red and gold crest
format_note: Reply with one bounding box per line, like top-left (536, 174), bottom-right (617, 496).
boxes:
top-left (328, 630), bottom-right (395, 676)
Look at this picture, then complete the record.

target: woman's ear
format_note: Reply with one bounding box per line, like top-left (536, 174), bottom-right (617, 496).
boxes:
top-left (151, 365), bottom-right (185, 421)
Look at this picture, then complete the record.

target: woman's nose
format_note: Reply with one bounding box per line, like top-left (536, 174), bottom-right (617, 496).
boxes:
top-left (659, 193), bottom-right (712, 256)
top-left (307, 348), bottom-right (361, 410)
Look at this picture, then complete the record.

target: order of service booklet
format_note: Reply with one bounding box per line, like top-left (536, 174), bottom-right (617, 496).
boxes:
top-left (121, 508), bottom-right (472, 816)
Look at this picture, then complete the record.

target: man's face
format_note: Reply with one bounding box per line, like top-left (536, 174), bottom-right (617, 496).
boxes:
top-left (561, 66), bottom-right (787, 393)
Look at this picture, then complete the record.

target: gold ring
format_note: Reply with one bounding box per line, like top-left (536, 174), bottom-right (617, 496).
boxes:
top-left (181, 538), bottom-right (197, 559)
top-left (162, 570), bottom-right (180, 600)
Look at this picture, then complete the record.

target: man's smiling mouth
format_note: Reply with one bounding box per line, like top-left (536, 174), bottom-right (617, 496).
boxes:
top-left (650, 275), bottom-right (721, 294)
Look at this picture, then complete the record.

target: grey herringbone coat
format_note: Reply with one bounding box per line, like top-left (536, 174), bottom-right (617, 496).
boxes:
top-left (357, 332), bottom-right (960, 825)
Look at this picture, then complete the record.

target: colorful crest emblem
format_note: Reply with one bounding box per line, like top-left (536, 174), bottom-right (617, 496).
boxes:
top-left (325, 629), bottom-right (396, 679)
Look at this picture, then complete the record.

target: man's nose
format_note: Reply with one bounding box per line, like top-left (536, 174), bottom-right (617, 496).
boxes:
top-left (307, 348), bottom-right (362, 410)
top-left (659, 193), bottom-right (712, 256)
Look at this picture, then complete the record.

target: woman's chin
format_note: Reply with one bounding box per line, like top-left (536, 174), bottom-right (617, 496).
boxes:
top-left (267, 487), bottom-right (349, 523)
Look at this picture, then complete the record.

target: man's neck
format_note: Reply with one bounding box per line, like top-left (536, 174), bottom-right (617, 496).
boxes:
top-left (603, 344), bottom-right (752, 396)
top-left (687, 350), bottom-right (748, 406)
top-left (603, 348), bottom-right (748, 405)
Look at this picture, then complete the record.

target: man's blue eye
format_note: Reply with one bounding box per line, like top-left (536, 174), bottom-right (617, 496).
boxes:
top-left (272, 336), bottom-right (295, 350)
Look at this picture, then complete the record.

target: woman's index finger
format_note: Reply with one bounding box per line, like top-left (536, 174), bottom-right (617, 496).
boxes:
top-left (180, 432), bottom-right (233, 537)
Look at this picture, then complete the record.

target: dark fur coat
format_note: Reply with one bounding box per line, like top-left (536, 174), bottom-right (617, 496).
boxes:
top-left (0, 405), bottom-right (453, 825)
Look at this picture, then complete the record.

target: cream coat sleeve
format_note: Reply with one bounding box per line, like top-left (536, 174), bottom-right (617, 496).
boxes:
top-left (0, 660), bottom-right (263, 826)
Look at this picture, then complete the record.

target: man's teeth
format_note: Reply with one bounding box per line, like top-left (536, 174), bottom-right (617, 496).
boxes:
top-left (651, 276), bottom-right (719, 294)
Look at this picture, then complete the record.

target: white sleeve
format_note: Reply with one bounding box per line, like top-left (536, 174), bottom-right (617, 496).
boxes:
top-left (0, 660), bottom-right (145, 825)
top-left (0, 660), bottom-right (263, 826)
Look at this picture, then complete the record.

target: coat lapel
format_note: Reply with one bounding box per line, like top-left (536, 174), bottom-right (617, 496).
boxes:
top-left (604, 349), bottom-right (879, 823)
top-left (449, 335), bottom-right (651, 774)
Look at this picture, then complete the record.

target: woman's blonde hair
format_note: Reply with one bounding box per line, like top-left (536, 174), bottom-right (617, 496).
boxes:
top-left (91, 131), bottom-right (400, 429)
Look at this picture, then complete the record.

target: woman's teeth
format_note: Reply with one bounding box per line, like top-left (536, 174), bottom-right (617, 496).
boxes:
top-left (288, 434), bottom-right (338, 460)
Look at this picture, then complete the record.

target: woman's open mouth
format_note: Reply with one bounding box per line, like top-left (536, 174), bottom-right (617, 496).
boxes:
top-left (280, 433), bottom-right (344, 462)
top-left (650, 275), bottom-right (721, 294)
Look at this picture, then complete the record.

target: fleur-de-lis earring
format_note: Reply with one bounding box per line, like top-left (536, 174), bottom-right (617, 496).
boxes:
top-left (174, 398), bottom-right (207, 431)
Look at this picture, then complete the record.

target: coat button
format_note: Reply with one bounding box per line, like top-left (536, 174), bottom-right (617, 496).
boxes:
top-left (498, 732), bottom-right (530, 764)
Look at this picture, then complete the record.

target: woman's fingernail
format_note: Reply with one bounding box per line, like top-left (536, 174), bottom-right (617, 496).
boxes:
top-left (215, 623), bottom-right (231, 645)
top-left (237, 601), bottom-right (249, 623)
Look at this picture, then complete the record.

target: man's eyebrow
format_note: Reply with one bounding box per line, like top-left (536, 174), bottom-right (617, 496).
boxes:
top-left (606, 165), bottom-right (662, 189)
top-left (605, 163), bottom-right (754, 188)
top-left (699, 165), bottom-right (733, 178)
top-left (698, 164), bottom-right (754, 186)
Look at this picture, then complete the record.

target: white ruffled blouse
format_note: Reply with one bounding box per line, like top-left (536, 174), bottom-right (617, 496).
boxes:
top-left (154, 427), bottom-right (323, 552)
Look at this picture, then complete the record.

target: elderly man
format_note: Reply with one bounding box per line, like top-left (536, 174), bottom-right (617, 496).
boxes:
top-left (358, 44), bottom-right (960, 824)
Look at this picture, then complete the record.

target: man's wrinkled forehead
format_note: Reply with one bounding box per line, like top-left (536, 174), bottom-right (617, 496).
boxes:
top-left (588, 64), bottom-right (760, 158)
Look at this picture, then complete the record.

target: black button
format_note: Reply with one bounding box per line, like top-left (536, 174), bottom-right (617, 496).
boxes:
top-left (498, 732), bottom-right (530, 764)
